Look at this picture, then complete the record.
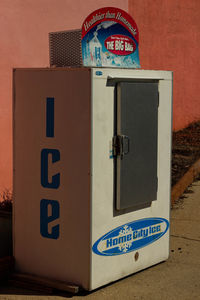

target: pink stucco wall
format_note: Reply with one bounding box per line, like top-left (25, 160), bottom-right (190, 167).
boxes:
top-left (1, 0), bottom-right (199, 192)
top-left (0, 0), bottom-right (128, 192)
top-left (129, 0), bottom-right (200, 131)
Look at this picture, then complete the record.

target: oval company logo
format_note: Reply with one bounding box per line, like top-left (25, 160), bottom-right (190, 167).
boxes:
top-left (104, 35), bottom-right (136, 56)
top-left (92, 218), bottom-right (169, 256)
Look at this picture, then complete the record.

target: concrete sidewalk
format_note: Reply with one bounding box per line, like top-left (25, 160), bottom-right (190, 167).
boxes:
top-left (1, 181), bottom-right (200, 300)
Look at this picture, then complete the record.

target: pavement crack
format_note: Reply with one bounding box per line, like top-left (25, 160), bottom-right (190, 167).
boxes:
top-left (171, 234), bottom-right (200, 242)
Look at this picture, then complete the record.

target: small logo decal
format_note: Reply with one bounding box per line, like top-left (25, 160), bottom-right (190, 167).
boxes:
top-left (95, 71), bottom-right (103, 76)
top-left (92, 218), bottom-right (169, 256)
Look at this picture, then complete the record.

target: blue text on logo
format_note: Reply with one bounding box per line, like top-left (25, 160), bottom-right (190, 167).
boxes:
top-left (92, 218), bottom-right (169, 256)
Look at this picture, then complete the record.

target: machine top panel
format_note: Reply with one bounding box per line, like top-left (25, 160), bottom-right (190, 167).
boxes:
top-left (92, 68), bottom-right (173, 81)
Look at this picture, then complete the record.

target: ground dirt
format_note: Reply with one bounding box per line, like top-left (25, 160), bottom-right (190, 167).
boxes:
top-left (172, 121), bottom-right (200, 187)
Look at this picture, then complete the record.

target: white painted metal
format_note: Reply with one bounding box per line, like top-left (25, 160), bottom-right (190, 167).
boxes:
top-left (13, 68), bottom-right (172, 291)
top-left (13, 68), bottom-right (92, 289)
top-left (90, 68), bottom-right (172, 290)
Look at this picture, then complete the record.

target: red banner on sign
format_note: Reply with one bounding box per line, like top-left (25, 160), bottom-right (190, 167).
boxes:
top-left (82, 7), bottom-right (139, 43)
top-left (104, 35), bottom-right (136, 56)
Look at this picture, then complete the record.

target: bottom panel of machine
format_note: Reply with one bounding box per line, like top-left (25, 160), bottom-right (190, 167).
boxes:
top-left (90, 217), bottom-right (169, 290)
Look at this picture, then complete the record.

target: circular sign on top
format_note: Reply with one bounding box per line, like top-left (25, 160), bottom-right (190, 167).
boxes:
top-left (81, 7), bottom-right (140, 68)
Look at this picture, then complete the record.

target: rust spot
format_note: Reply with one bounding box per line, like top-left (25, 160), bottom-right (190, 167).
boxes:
top-left (134, 252), bottom-right (139, 261)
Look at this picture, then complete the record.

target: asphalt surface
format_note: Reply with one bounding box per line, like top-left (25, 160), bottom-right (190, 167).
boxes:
top-left (0, 181), bottom-right (200, 300)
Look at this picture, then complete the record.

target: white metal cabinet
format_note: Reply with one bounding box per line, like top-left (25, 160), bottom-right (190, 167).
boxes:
top-left (13, 68), bottom-right (172, 290)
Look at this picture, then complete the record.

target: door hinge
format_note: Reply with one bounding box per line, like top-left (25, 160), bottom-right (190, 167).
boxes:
top-left (113, 135), bottom-right (130, 158)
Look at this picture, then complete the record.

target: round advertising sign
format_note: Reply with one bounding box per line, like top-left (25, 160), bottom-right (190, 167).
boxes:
top-left (81, 7), bottom-right (140, 68)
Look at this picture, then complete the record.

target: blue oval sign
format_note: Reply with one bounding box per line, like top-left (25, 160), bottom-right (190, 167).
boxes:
top-left (92, 218), bottom-right (169, 256)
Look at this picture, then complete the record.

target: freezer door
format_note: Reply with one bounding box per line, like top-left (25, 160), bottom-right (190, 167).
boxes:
top-left (115, 81), bottom-right (159, 210)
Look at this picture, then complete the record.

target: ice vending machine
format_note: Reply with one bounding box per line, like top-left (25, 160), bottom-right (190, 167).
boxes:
top-left (13, 67), bottom-right (172, 290)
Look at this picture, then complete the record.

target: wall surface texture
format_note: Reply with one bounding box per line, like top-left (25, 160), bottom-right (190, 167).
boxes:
top-left (0, 0), bottom-right (128, 192)
top-left (0, 0), bottom-right (200, 192)
top-left (129, 0), bottom-right (200, 131)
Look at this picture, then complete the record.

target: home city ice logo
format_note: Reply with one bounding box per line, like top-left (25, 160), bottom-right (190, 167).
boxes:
top-left (92, 218), bottom-right (169, 256)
